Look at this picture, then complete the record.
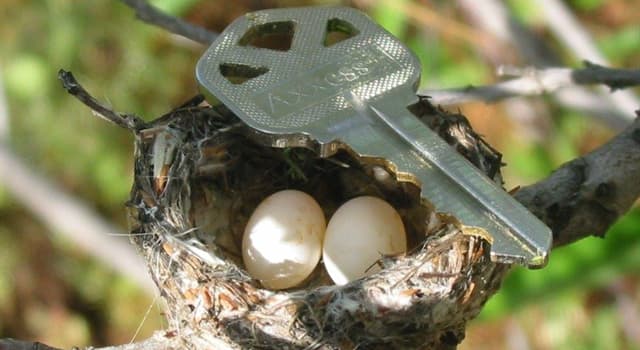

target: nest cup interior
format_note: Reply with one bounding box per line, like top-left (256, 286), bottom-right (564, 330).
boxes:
top-left (162, 108), bottom-right (436, 290)
top-left (198, 146), bottom-right (433, 289)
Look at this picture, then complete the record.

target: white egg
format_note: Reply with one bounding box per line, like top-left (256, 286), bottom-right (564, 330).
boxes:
top-left (323, 196), bottom-right (406, 285)
top-left (242, 190), bottom-right (326, 290)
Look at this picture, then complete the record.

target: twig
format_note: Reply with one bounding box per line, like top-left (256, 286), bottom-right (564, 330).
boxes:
top-left (58, 69), bottom-right (145, 130)
top-left (456, 0), bottom-right (636, 128)
top-left (119, 0), bottom-right (217, 44)
top-left (421, 64), bottom-right (640, 105)
top-left (537, 0), bottom-right (640, 120)
top-left (503, 62), bottom-right (640, 91)
top-left (515, 113), bottom-right (640, 247)
top-left (0, 144), bottom-right (156, 294)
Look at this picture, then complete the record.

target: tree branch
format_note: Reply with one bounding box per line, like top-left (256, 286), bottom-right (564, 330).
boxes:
top-left (515, 112), bottom-right (640, 247)
top-left (119, 0), bottom-right (217, 44)
top-left (421, 63), bottom-right (640, 106)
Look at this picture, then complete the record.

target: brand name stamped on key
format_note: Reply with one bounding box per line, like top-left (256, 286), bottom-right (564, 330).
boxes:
top-left (254, 45), bottom-right (401, 117)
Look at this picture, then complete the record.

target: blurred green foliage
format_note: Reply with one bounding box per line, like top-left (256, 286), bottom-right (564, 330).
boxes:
top-left (371, 0), bottom-right (408, 38)
top-left (569, 0), bottom-right (605, 11)
top-left (599, 25), bottom-right (640, 65)
top-left (483, 209), bottom-right (640, 319)
top-left (0, 1), bottom-right (638, 349)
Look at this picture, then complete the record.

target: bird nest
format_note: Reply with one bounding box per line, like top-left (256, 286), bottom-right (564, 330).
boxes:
top-left (126, 96), bottom-right (510, 349)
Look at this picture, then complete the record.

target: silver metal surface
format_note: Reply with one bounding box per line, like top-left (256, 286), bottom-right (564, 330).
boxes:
top-left (195, 6), bottom-right (552, 267)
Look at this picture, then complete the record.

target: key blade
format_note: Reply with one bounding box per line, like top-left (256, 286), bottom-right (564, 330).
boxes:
top-left (343, 91), bottom-right (551, 267)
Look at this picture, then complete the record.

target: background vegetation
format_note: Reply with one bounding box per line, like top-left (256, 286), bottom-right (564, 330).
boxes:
top-left (0, 0), bottom-right (638, 349)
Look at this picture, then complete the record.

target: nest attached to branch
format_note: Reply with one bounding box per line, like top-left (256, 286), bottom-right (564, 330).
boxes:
top-left (126, 96), bottom-right (510, 350)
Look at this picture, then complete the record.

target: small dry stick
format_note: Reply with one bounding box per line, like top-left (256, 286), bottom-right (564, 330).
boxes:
top-left (58, 69), bottom-right (145, 130)
top-left (420, 63), bottom-right (640, 106)
top-left (120, 0), bottom-right (218, 44)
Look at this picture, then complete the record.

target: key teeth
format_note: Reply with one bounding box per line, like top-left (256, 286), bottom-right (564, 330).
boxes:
top-left (490, 251), bottom-right (528, 266)
top-left (489, 246), bottom-right (550, 268)
top-left (528, 253), bottom-right (549, 269)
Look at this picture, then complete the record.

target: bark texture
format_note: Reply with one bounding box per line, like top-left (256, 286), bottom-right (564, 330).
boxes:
top-left (515, 115), bottom-right (640, 247)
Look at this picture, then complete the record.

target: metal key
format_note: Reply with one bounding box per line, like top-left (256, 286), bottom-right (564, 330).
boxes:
top-left (195, 6), bottom-right (552, 267)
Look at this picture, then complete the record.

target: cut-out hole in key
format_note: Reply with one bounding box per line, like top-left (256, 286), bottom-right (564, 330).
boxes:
top-left (323, 18), bottom-right (359, 47)
top-left (219, 63), bottom-right (269, 85)
top-left (197, 6), bottom-right (552, 268)
top-left (238, 21), bottom-right (295, 51)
